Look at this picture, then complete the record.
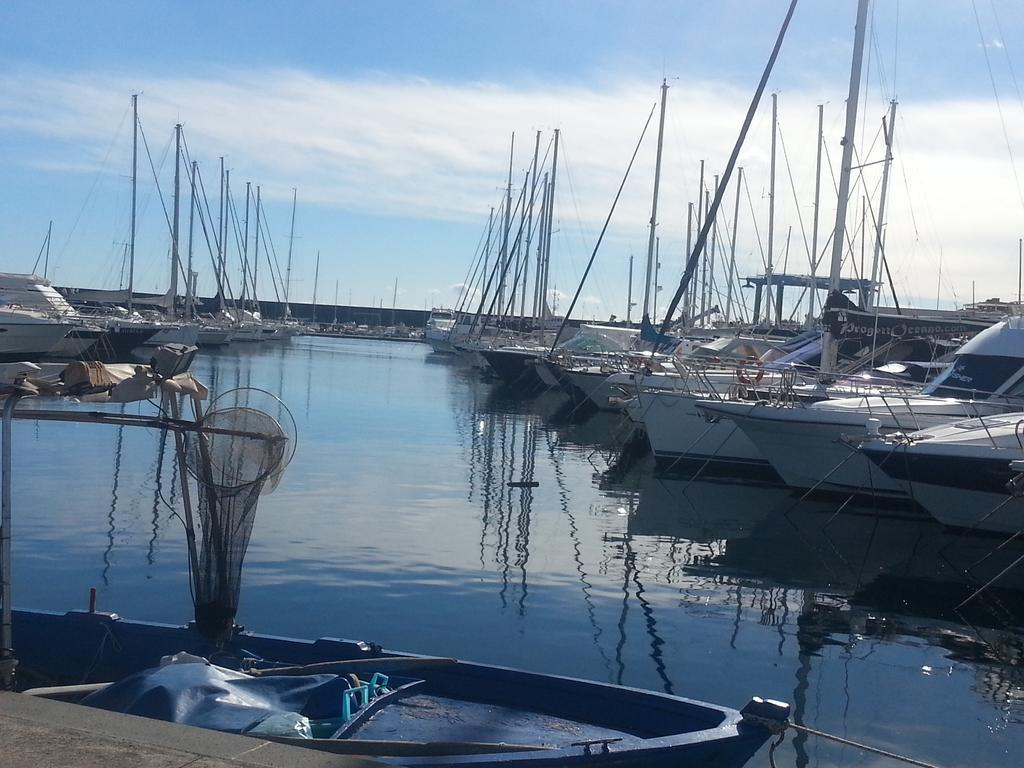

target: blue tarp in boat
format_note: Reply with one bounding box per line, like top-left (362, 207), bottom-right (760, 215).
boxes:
top-left (82, 656), bottom-right (350, 734)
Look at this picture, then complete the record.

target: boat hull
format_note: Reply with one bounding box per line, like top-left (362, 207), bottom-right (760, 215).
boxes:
top-left (634, 391), bottom-right (774, 477)
top-left (861, 442), bottom-right (1024, 533)
top-left (11, 609), bottom-right (781, 768)
top-left (481, 349), bottom-right (546, 391)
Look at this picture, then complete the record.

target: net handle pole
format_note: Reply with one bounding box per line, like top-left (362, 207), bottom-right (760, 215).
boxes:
top-left (190, 396), bottom-right (231, 614)
top-left (167, 394), bottom-right (202, 602)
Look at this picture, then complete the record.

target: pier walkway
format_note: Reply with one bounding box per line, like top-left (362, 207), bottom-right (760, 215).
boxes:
top-left (0, 691), bottom-right (377, 767)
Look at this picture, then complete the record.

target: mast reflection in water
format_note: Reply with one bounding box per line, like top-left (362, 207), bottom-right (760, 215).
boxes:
top-left (10, 337), bottom-right (1023, 767)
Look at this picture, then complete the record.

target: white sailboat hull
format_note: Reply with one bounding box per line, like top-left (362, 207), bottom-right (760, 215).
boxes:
top-left (633, 390), bottom-right (769, 471)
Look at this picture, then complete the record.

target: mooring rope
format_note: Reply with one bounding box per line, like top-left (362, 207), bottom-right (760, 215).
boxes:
top-left (784, 722), bottom-right (944, 768)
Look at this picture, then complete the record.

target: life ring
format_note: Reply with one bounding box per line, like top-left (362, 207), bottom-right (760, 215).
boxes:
top-left (736, 360), bottom-right (764, 385)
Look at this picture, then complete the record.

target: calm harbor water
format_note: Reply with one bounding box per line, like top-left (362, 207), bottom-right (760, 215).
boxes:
top-left (12, 336), bottom-right (1024, 766)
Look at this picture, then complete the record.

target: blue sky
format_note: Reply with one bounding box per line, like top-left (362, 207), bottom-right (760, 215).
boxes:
top-left (2, 1), bottom-right (1024, 318)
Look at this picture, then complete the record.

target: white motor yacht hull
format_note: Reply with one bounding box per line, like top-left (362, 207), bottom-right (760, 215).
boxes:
top-left (699, 399), bottom-right (1003, 496)
top-left (0, 318), bottom-right (76, 360)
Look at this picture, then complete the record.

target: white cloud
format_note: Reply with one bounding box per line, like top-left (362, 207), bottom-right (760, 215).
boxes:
top-left (1, 66), bottom-right (1023, 317)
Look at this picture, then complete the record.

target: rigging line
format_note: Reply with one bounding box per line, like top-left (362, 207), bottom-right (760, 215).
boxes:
top-left (989, 0), bottom-right (1024, 116)
top-left (550, 100), bottom-right (658, 351)
top-left (55, 105), bottom-right (131, 268)
top-left (137, 120), bottom-right (174, 238)
top-left (742, 174), bottom-right (769, 271)
top-left (971, 0), bottom-right (1024, 216)
top-left (776, 125), bottom-right (813, 267)
top-left (192, 164), bottom-right (230, 300)
top-left (452, 212), bottom-right (493, 315)
top-left (660, 0), bottom-right (800, 334)
top-left (558, 137), bottom-right (609, 309)
top-left (257, 201), bottom-right (287, 302)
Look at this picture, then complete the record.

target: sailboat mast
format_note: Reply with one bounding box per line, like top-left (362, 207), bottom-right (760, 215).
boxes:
top-left (531, 178), bottom-right (547, 319)
top-left (809, 104), bottom-right (824, 325)
top-left (523, 130), bottom-right (540, 323)
top-left (821, 0), bottom-right (870, 375)
top-left (542, 130), bottom-right (560, 321)
top-left (684, 202), bottom-right (693, 322)
top-left (312, 251), bottom-right (320, 323)
top-left (653, 236), bottom-right (661, 321)
top-left (482, 206), bottom-right (494, 316)
top-left (128, 94), bottom-right (138, 313)
top-left (286, 188), bottom-right (297, 318)
top-left (869, 99), bottom-right (898, 310)
top-left (725, 168), bottom-right (742, 323)
top-left (691, 161), bottom-right (705, 321)
top-left (709, 174), bottom-right (720, 323)
top-left (224, 170), bottom-right (231, 314)
top-left (626, 253), bottom-right (634, 326)
top-left (499, 133), bottom-right (514, 317)
top-left (170, 123), bottom-right (181, 309)
top-left (43, 220), bottom-right (52, 280)
top-left (253, 186), bottom-right (261, 307)
top-left (766, 92), bottom-right (778, 325)
top-left (642, 79), bottom-right (669, 321)
top-left (240, 182), bottom-right (251, 309)
top-left (186, 160), bottom-right (196, 320)
top-left (217, 157), bottom-right (225, 312)
top-left (333, 279), bottom-right (339, 325)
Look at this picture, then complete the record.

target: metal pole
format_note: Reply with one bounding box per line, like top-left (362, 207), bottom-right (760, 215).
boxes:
top-left (224, 170), bottom-right (231, 314)
top-left (626, 254), bottom-right (634, 326)
top-left (767, 92), bottom-right (778, 324)
top-left (170, 124), bottom-right (181, 306)
top-left (821, 0), bottom-right (871, 374)
top-left (312, 251), bottom-right (320, 323)
top-left (43, 220), bottom-right (52, 281)
top-left (252, 186), bottom-right (261, 309)
top-left (499, 133), bottom-right (514, 315)
top-left (700, 190), bottom-right (709, 322)
top-left (524, 131), bottom-right (540, 322)
top-left (684, 202), bottom-right (693, 322)
top-left (531, 180), bottom-right (547, 320)
top-left (128, 94), bottom-right (138, 313)
top-left (642, 79), bottom-right (669, 320)
top-left (542, 130), bottom-right (560, 323)
top-left (809, 104), bottom-right (823, 324)
top-left (725, 168), bottom-right (742, 323)
top-left (653, 237), bottom-right (661, 322)
top-left (0, 393), bottom-right (21, 688)
top-left (186, 161), bottom-right (196, 320)
top-left (286, 188), bottom-right (297, 318)
top-left (869, 99), bottom-right (898, 309)
top-left (692, 161), bottom-right (705, 321)
top-left (709, 175), bottom-right (720, 323)
top-left (217, 157), bottom-right (225, 312)
top-left (241, 182), bottom-right (250, 308)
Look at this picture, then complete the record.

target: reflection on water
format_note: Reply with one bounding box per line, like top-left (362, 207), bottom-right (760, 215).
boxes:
top-left (10, 337), bottom-right (1024, 766)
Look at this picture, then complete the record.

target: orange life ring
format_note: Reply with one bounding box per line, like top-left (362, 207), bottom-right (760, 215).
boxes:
top-left (736, 360), bottom-right (764, 385)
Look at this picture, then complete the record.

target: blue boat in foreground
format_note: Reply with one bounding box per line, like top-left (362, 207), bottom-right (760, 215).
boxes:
top-left (13, 608), bottom-right (788, 767)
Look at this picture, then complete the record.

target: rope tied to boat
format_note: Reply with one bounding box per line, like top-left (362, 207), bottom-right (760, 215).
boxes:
top-left (768, 720), bottom-right (945, 768)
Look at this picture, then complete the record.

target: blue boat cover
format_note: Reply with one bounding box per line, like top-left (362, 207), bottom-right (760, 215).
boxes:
top-left (81, 657), bottom-right (350, 733)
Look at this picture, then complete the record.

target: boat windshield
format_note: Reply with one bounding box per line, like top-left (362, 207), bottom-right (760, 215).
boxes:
top-left (922, 353), bottom-right (1024, 399)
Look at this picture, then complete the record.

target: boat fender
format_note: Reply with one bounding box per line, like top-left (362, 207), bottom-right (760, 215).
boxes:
top-left (736, 361), bottom-right (764, 386)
